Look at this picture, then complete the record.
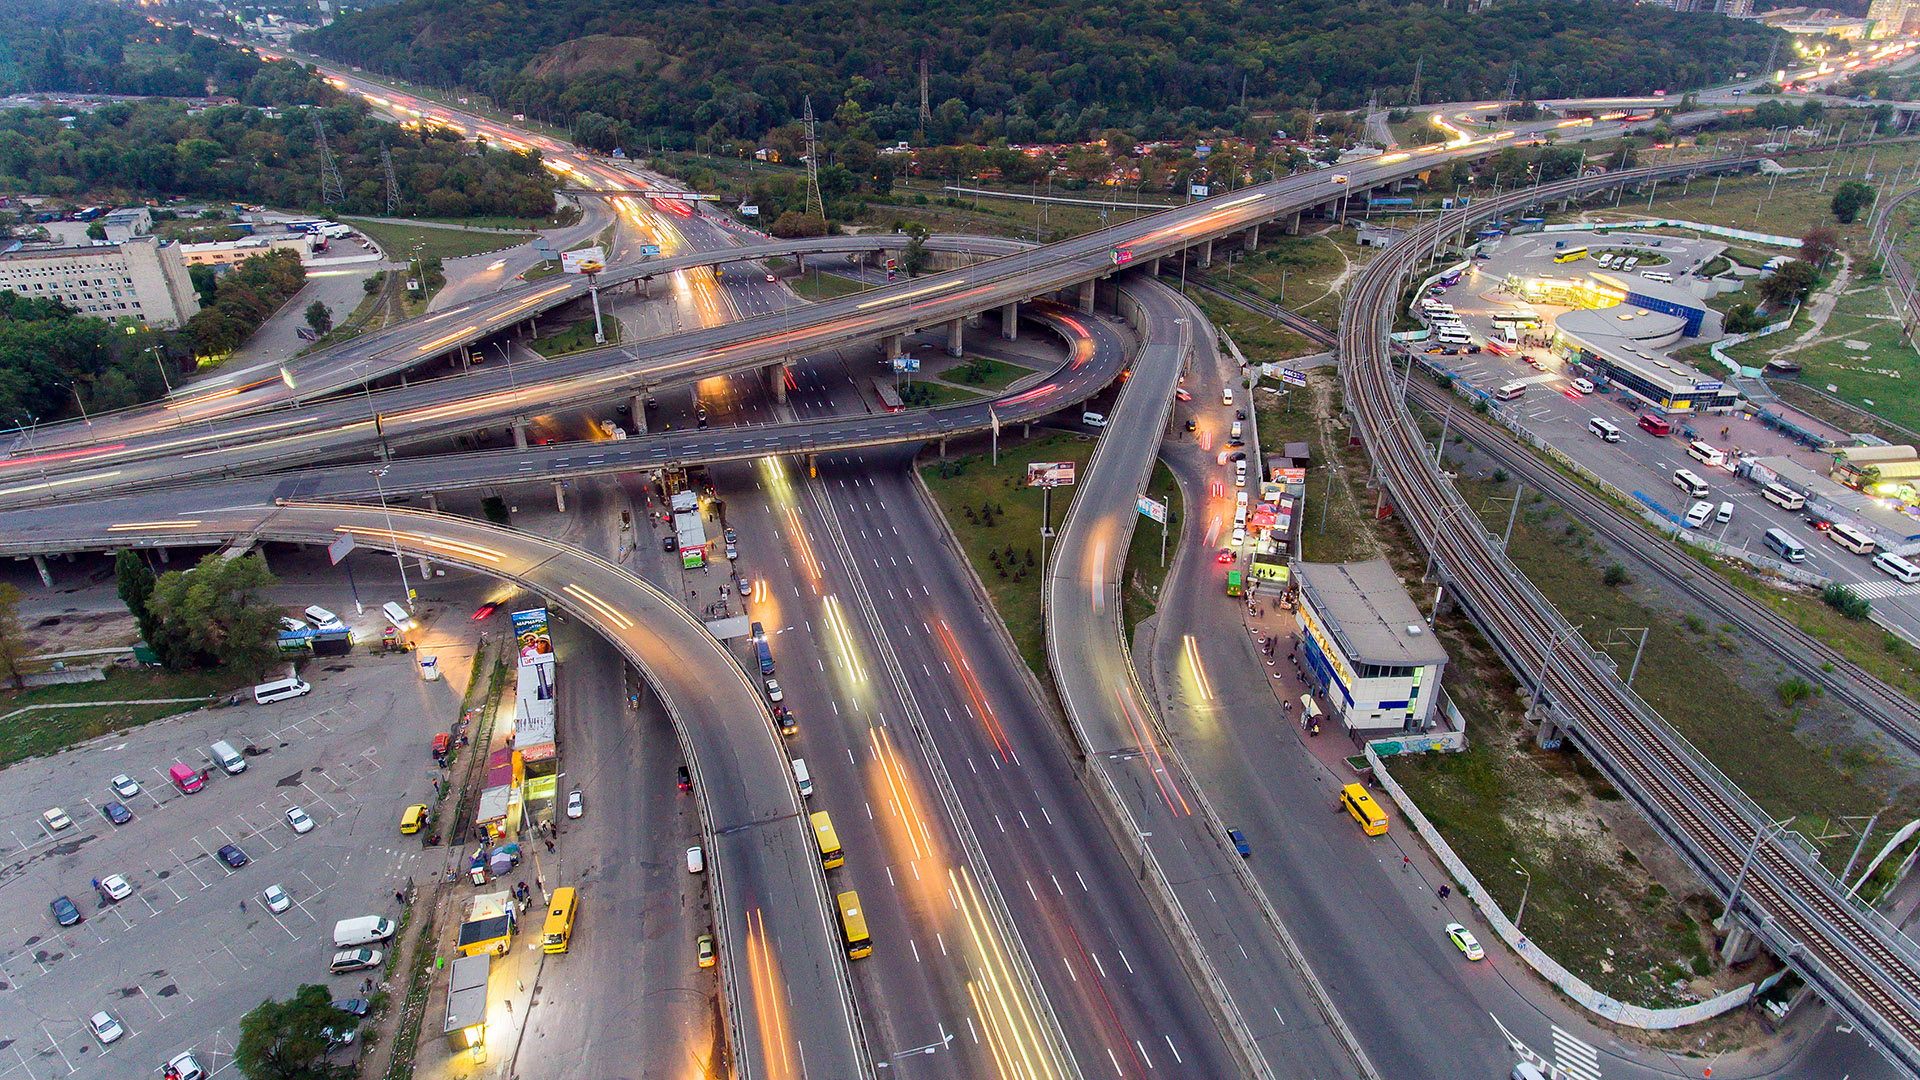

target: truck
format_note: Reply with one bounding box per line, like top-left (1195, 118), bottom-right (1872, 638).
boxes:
top-left (209, 740), bottom-right (246, 775)
top-left (333, 916), bottom-right (398, 947)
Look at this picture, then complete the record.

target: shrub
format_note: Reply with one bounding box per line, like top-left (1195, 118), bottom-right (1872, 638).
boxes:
top-left (1822, 583), bottom-right (1872, 621)
top-left (1602, 564), bottom-right (1629, 587)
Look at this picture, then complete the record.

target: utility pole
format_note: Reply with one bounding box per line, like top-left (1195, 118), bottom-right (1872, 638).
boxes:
top-left (382, 147), bottom-right (401, 214)
top-left (803, 97), bottom-right (825, 223)
top-left (315, 116), bottom-right (344, 206)
top-left (1411, 55), bottom-right (1424, 107)
top-left (918, 54), bottom-right (932, 130)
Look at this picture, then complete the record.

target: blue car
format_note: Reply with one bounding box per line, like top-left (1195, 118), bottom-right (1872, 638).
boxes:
top-left (103, 802), bottom-right (132, 825)
top-left (218, 844), bottom-right (248, 868)
top-left (51, 895), bottom-right (82, 926)
top-left (1226, 827), bottom-right (1251, 858)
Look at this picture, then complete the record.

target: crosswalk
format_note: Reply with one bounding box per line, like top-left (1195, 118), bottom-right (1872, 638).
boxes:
top-left (1843, 579), bottom-right (1920, 600)
top-left (1553, 1025), bottom-right (1602, 1080)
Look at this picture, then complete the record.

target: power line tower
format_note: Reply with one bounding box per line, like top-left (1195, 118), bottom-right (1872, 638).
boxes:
top-left (803, 96), bottom-right (825, 222)
top-left (1411, 55), bottom-right (1424, 108)
top-left (381, 147), bottom-right (401, 214)
top-left (919, 55), bottom-right (931, 129)
top-left (314, 117), bottom-right (344, 206)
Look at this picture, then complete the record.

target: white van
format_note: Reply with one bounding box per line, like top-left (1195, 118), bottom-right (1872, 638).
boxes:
top-left (792, 758), bottom-right (813, 797)
top-left (1830, 522), bottom-right (1877, 555)
top-left (1684, 501), bottom-right (1713, 528)
top-left (1686, 440), bottom-right (1725, 467)
top-left (332, 916), bottom-right (397, 947)
top-left (208, 739), bottom-right (247, 774)
top-left (1222, 386), bottom-right (1234, 407)
top-left (1672, 468), bottom-right (1710, 498)
top-left (303, 605), bottom-right (343, 628)
top-left (1642, 271), bottom-right (1674, 283)
top-left (254, 675), bottom-right (311, 705)
top-left (1229, 420), bottom-right (1243, 441)
top-left (1234, 459), bottom-right (1247, 488)
top-left (1495, 382), bottom-right (1526, 402)
top-left (1587, 417), bottom-right (1621, 442)
top-left (1764, 527), bottom-right (1807, 563)
top-left (1436, 330), bottom-right (1471, 346)
top-left (1874, 551), bottom-right (1920, 582)
top-left (1716, 501), bottom-right (1734, 524)
top-left (1502, 324), bottom-right (1519, 344)
top-left (381, 601), bottom-right (414, 632)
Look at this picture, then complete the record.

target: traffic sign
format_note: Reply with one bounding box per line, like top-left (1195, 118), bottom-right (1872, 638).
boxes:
top-left (1027, 462), bottom-right (1076, 488)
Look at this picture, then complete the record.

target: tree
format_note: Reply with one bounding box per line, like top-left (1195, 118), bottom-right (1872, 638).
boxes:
top-left (0, 583), bottom-right (25, 689)
top-left (1759, 260), bottom-right (1818, 309)
top-left (114, 549), bottom-right (159, 645)
top-left (145, 553), bottom-right (282, 676)
top-left (304, 300), bottom-right (333, 336)
top-left (85, 221), bottom-right (106, 241)
top-left (235, 984), bottom-right (352, 1080)
top-left (1801, 225), bottom-right (1840, 270)
top-left (900, 222), bottom-right (931, 278)
top-left (1831, 180), bottom-right (1875, 224)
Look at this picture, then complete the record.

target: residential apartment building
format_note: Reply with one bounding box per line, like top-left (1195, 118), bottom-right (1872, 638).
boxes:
top-left (0, 235), bottom-right (200, 327)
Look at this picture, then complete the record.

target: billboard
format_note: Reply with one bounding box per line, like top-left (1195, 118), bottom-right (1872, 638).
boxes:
top-left (1027, 462), bottom-right (1076, 487)
top-left (511, 607), bottom-right (553, 667)
top-left (1137, 495), bottom-right (1167, 523)
top-left (561, 247), bottom-right (607, 274)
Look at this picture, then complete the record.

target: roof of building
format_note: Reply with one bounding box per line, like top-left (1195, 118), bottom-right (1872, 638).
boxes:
top-left (1295, 559), bottom-right (1448, 667)
top-left (1754, 455), bottom-right (1920, 540)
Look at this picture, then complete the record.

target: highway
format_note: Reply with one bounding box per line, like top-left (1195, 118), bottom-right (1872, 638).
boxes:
top-left (1340, 160), bottom-right (1920, 1077)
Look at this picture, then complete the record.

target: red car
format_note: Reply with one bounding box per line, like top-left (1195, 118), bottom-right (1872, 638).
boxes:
top-left (1175, 389), bottom-right (1192, 402)
top-left (471, 602), bottom-right (498, 620)
top-left (1216, 548), bottom-right (1234, 564)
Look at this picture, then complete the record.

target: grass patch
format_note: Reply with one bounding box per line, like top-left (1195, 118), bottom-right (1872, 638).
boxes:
top-left (530, 317), bottom-right (622, 357)
top-left (790, 270), bottom-right (872, 300)
top-left (521, 260), bottom-right (562, 281)
top-left (341, 217), bottom-right (534, 262)
top-left (0, 667), bottom-right (232, 766)
top-left (944, 356), bottom-right (1035, 393)
top-left (1123, 458), bottom-right (1181, 639)
top-left (1249, 371), bottom-right (1375, 563)
top-left (920, 432), bottom-right (1097, 679)
top-left (1744, 284), bottom-right (1920, 431)
top-left (1718, 563), bottom-right (1920, 703)
top-left (902, 379), bottom-right (988, 406)
top-left (1189, 292), bottom-right (1317, 362)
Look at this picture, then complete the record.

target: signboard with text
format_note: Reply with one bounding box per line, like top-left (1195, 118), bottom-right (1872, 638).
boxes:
top-left (740, 204), bottom-right (759, 216)
top-left (511, 607), bottom-right (553, 667)
top-left (1280, 367), bottom-right (1307, 387)
top-left (1136, 495), bottom-right (1167, 523)
top-left (1027, 462), bottom-right (1076, 488)
top-left (561, 247), bottom-right (607, 275)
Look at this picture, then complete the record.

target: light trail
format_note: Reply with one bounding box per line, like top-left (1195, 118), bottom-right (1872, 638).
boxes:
top-left (1183, 634), bottom-right (1215, 701)
top-left (869, 725), bottom-right (936, 862)
top-left (934, 619), bottom-right (1016, 763)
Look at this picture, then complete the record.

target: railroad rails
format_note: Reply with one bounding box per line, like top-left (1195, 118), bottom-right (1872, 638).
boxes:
top-left (1339, 159), bottom-right (1920, 1076)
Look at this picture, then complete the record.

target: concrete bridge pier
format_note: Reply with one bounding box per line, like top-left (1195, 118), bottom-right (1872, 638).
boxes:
top-left (32, 554), bottom-right (51, 587)
top-left (1197, 239), bottom-right (1213, 268)
top-left (631, 394), bottom-right (648, 433)
top-left (1718, 923), bottom-right (1761, 965)
top-left (948, 319), bottom-right (965, 357)
top-left (793, 253), bottom-right (805, 273)
top-left (155, 547), bottom-right (169, 563)
top-left (1077, 280), bottom-right (1095, 314)
top-left (1244, 224), bottom-right (1260, 251)
top-left (1001, 302), bottom-right (1019, 341)
top-left (938, 436), bottom-right (948, 458)
top-left (768, 363), bottom-right (788, 404)
top-left (1285, 212), bottom-right (1301, 235)
top-left (513, 421), bottom-right (528, 450)
top-left (554, 482), bottom-right (567, 513)
top-left (425, 492), bottom-right (438, 514)
top-left (1149, 257), bottom-right (1161, 277)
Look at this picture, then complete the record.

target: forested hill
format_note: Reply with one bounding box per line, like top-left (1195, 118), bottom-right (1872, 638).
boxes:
top-left (0, 0), bottom-right (265, 97)
top-left (300, 0), bottom-right (1782, 145)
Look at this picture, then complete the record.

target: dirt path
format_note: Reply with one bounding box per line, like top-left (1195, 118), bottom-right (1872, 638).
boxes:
top-left (1304, 236), bottom-right (1356, 315)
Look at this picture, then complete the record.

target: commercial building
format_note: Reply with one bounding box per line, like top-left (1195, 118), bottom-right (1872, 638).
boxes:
top-left (0, 235), bottom-right (199, 327)
top-left (442, 953), bottom-right (490, 1049)
top-left (1512, 269), bottom-right (1737, 414)
top-left (178, 232), bottom-right (316, 267)
top-left (102, 207), bottom-right (152, 243)
top-left (1294, 560), bottom-right (1449, 735)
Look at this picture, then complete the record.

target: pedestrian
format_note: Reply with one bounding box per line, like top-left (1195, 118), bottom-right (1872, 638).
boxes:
top-left (545, 838), bottom-right (555, 853)
top-left (1403, 855), bottom-right (1412, 872)
top-left (1439, 885), bottom-right (1451, 900)
top-left (396, 890), bottom-right (406, 905)
top-left (239, 899), bottom-right (247, 912)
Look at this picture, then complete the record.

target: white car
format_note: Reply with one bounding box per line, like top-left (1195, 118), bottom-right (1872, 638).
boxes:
top-left (726, 544), bottom-right (739, 561)
top-left (168, 1051), bottom-right (207, 1080)
top-left (286, 806), bottom-right (315, 833)
top-left (1684, 500), bottom-right (1714, 529)
top-left (278, 616), bottom-right (308, 634)
top-left (764, 678), bottom-right (783, 702)
top-left (566, 789), bottom-right (584, 819)
top-left (42, 807), bottom-right (71, 831)
top-left (686, 845), bottom-right (705, 873)
top-left (88, 1011), bottom-right (124, 1044)
top-left (263, 884), bottom-right (293, 914)
top-left (109, 774), bottom-right (141, 799)
top-left (1081, 411), bottom-right (1108, 428)
top-left (303, 605), bottom-right (342, 628)
top-left (98, 874), bottom-right (133, 902)
top-left (1570, 378), bottom-right (1595, 394)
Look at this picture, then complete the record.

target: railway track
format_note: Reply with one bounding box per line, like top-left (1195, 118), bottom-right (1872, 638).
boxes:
top-left (1338, 160), bottom-right (1920, 1077)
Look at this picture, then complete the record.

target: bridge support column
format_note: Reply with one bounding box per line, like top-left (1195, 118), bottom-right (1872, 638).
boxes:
top-left (883, 334), bottom-right (907, 366)
top-left (32, 554), bottom-right (51, 587)
top-left (794, 253), bottom-right (804, 273)
top-left (1532, 710), bottom-right (1563, 749)
top-left (768, 363), bottom-right (788, 404)
top-left (1244, 224), bottom-right (1260, 251)
top-left (1149, 257), bottom-right (1161, 278)
top-left (1022, 423), bottom-right (1031, 438)
top-left (1001, 302), bottom-right (1019, 341)
top-left (1197, 239), bottom-right (1213, 269)
top-left (938, 437), bottom-right (948, 458)
top-left (553, 482), bottom-right (567, 513)
top-left (948, 319), bottom-right (965, 357)
top-left (155, 546), bottom-right (169, 563)
top-left (631, 394), bottom-right (648, 433)
top-left (1718, 923), bottom-right (1760, 965)
top-left (1077, 280), bottom-right (1095, 314)
top-left (1285, 212), bottom-right (1301, 235)
top-left (513, 421), bottom-right (528, 450)
top-left (805, 454), bottom-right (818, 478)
top-left (425, 492), bottom-right (438, 514)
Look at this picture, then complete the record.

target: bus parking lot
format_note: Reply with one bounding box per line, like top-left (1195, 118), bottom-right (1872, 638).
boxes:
top-left (0, 649), bottom-right (455, 1080)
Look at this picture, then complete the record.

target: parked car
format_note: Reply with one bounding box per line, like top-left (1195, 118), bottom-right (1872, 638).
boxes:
top-left (110, 774), bottom-right (141, 798)
top-left (42, 807), bottom-right (72, 831)
top-left (1225, 827), bottom-right (1252, 857)
top-left (697, 933), bottom-right (716, 968)
top-left (51, 895), bottom-right (82, 926)
top-left (566, 789), bottom-right (584, 819)
top-left (1446, 922), bottom-right (1485, 961)
top-left (329, 948), bottom-right (383, 973)
top-left (88, 1010), bottom-right (124, 1044)
top-left (103, 802), bottom-right (132, 825)
top-left (286, 806), bottom-right (315, 833)
top-left (764, 678), bottom-right (783, 702)
top-left (333, 998), bottom-right (371, 1017)
top-left (217, 844), bottom-right (249, 868)
top-left (98, 874), bottom-right (133, 902)
top-left (686, 846), bottom-right (705, 873)
top-left (263, 884), bottom-right (293, 914)
top-left (677, 765), bottom-right (692, 792)
top-left (167, 1051), bottom-right (207, 1080)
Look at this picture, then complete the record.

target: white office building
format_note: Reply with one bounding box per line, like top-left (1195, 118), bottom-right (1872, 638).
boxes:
top-left (1295, 560), bottom-right (1449, 734)
top-left (0, 235), bottom-right (200, 327)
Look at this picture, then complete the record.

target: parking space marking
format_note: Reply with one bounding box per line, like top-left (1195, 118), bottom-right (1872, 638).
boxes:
top-left (174, 844), bottom-right (215, 888)
top-left (134, 983), bottom-right (170, 1022)
top-left (37, 1022), bottom-right (75, 1076)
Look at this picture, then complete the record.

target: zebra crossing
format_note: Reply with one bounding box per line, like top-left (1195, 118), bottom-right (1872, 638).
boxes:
top-left (1842, 579), bottom-right (1920, 600)
top-left (1552, 1025), bottom-right (1601, 1080)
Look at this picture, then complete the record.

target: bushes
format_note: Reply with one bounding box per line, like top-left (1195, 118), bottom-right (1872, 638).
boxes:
top-left (1823, 583), bottom-right (1872, 621)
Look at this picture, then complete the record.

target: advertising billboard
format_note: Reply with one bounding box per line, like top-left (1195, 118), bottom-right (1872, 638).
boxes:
top-left (511, 607), bottom-right (553, 667)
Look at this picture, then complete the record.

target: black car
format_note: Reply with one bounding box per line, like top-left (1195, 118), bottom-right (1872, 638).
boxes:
top-left (1184, 419), bottom-right (1197, 432)
top-left (103, 801), bottom-right (132, 825)
top-left (663, 534), bottom-right (678, 553)
top-left (51, 895), bottom-right (82, 926)
top-left (677, 765), bottom-right (692, 792)
top-left (333, 998), bottom-right (372, 1018)
top-left (217, 843), bottom-right (248, 868)
top-left (724, 527), bottom-right (737, 544)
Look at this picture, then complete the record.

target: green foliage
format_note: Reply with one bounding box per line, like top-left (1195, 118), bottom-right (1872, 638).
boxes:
top-left (0, 1), bottom-right (273, 97)
top-left (1823, 582), bottom-right (1872, 621)
top-left (145, 552), bottom-right (283, 677)
top-left (0, 582), bottom-right (24, 689)
top-left (1722, 303), bottom-right (1769, 333)
top-left (1758, 260), bottom-right (1817, 310)
top-left (1831, 180), bottom-right (1876, 225)
top-left (901, 223), bottom-right (931, 278)
top-left (235, 983), bottom-right (354, 1080)
top-left (115, 549), bottom-right (158, 646)
top-left (183, 250), bottom-right (308, 357)
top-left (1602, 564), bottom-right (1628, 587)
top-left (304, 300), bottom-right (333, 336)
top-left (1778, 676), bottom-right (1814, 707)
top-left (300, 0), bottom-right (1784, 147)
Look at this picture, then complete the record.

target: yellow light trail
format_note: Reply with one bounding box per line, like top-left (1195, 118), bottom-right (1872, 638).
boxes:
top-left (869, 725), bottom-right (935, 861)
top-left (107, 519), bottom-right (202, 531)
top-left (332, 526), bottom-right (505, 565)
top-left (784, 506), bottom-right (825, 582)
top-left (820, 594), bottom-right (869, 684)
top-left (562, 583), bottom-right (635, 630)
top-left (952, 866), bottom-right (1064, 1080)
top-left (1184, 634), bottom-right (1215, 701)
top-left (744, 907), bottom-right (795, 1079)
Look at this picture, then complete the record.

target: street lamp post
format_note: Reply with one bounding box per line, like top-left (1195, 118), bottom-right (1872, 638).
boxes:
top-left (370, 466), bottom-right (415, 610)
top-left (1510, 858), bottom-right (1532, 929)
top-left (1719, 815), bottom-right (1796, 930)
top-left (64, 382), bottom-right (92, 428)
top-left (149, 345), bottom-right (173, 393)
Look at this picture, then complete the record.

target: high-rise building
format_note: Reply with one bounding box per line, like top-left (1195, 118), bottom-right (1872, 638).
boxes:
top-left (0, 235), bottom-right (200, 327)
top-left (1868, 0), bottom-right (1912, 36)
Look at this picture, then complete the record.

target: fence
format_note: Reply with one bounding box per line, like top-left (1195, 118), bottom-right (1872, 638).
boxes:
top-left (1366, 745), bottom-right (1766, 1028)
top-left (1541, 217), bottom-right (1802, 249)
top-left (1708, 306), bottom-right (1798, 377)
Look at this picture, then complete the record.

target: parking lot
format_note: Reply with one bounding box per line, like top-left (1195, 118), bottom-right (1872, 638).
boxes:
top-left (0, 631), bottom-right (460, 1079)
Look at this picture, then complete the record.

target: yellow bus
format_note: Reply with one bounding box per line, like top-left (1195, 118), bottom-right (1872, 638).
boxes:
top-left (836, 891), bottom-right (872, 959)
top-left (541, 886), bottom-right (578, 953)
top-left (1552, 246), bottom-right (1588, 263)
top-left (1340, 784), bottom-right (1389, 836)
top-left (810, 811), bottom-right (844, 869)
